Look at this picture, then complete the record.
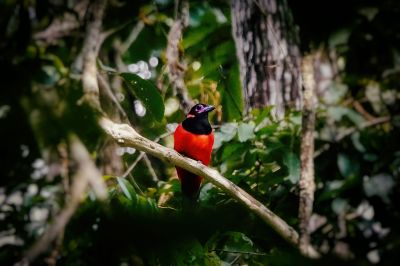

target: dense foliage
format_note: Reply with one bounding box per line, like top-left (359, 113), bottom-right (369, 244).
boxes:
top-left (1, 0), bottom-right (399, 265)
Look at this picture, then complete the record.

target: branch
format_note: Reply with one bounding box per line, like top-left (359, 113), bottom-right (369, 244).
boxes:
top-left (80, 0), bottom-right (107, 109)
top-left (314, 116), bottom-right (391, 158)
top-left (33, 1), bottom-right (89, 44)
top-left (23, 136), bottom-right (106, 263)
top-left (119, 21), bottom-right (145, 54)
top-left (165, 0), bottom-right (194, 112)
top-left (334, 116), bottom-right (390, 142)
top-left (99, 117), bottom-right (320, 258)
top-left (298, 54), bottom-right (318, 257)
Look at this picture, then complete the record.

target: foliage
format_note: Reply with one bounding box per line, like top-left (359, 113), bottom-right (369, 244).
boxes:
top-left (1, 0), bottom-right (400, 265)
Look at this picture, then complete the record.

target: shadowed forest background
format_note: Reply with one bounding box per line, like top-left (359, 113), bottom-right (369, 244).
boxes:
top-left (1, 0), bottom-right (400, 265)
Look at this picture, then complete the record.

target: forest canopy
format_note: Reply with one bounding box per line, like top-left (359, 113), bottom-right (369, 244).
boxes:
top-left (1, 0), bottom-right (400, 265)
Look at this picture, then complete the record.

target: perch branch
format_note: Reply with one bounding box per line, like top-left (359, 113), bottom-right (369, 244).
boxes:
top-left (298, 54), bottom-right (318, 257)
top-left (99, 117), bottom-right (320, 258)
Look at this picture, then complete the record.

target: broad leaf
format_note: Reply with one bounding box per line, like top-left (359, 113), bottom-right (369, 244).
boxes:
top-left (237, 122), bottom-right (255, 142)
top-left (116, 177), bottom-right (135, 201)
top-left (283, 152), bottom-right (300, 183)
top-left (120, 72), bottom-right (164, 121)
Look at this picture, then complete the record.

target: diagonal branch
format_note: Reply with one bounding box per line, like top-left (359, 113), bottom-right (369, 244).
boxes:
top-left (23, 136), bottom-right (106, 263)
top-left (99, 117), bottom-right (320, 258)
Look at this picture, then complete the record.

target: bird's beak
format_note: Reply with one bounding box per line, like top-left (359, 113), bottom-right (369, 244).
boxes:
top-left (203, 105), bottom-right (215, 113)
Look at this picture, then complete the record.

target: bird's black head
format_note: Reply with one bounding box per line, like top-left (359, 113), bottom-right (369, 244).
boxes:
top-left (183, 103), bottom-right (215, 134)
top-left (187, 103), bottom-right (215, 118)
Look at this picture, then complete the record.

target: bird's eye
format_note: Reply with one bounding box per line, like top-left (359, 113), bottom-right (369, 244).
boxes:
top-left (195, 105), bottom-right (202, 111)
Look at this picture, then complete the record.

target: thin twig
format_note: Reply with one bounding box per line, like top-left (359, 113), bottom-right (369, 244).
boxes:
top-left (120, 21), bottom-right (145, 54)
top-left (98, 73), bottom-right (128, 120)
top-left (121, 131), bottom-right (173, 178)
top-left (335, 116), bottom-right (390, 142)
top-left (212, 249), bottom-right (266, 256)
top-left (143, 154), bottom-right (159, 182)
top-left (353, 100), bottom-right (377, 121)
top-left (314, 116), bottom-right (390, 158)
top-left (122, 152), bottom-right (145, 178)
top-left (127, 172), bottom-right (144, 195)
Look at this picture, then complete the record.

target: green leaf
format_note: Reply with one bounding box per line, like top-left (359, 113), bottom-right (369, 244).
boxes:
top-left (116, 177), bottom-right (135, 201)
top-left (256, 123), bottom-right (278, 136)
top-left (331, 198), bottom-right (348, 215)
top-left (237, 122), bottom-right (255, 142)
top-left (213, 123), bottom-right (238, 149)
top-left (363, 174), bottom-right (394, 203)
top-left (327, 106), bottom-right (365, 125)
top-left (120, 72), bottom-right (164, 121)
top-left (351, 132), bottom-right (366, 152)
top-left (222, 143), bottom-right (245, 161)
top-left (283, 152), bottom-right (300, 183)
top-left (337, 153), bottom-right (351, 177)
top-left (337, 153), bottom-right (361, 178)
top-left (183, 26), bottom-right (217, 49)
top-left (221, 64), bottom-right (243, 121)
top-left (221, 231), bottom-right (254, 253)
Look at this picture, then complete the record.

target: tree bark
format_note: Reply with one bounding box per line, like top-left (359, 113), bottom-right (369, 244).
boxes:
top-left (298, 54), bottom-right (317, 256)
top-left (231, 0), bottom-right (301, 118)
top-left (166, 0), bottom-right (194, 112)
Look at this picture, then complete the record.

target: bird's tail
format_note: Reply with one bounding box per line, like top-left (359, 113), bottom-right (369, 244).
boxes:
top-left (176, 167), bottom-right (203, 199)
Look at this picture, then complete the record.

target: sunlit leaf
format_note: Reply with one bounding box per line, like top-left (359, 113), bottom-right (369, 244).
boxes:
top-left (213, 123), bottom-right (238, 149)
top-left (237, 122), bottom-right (255, 142)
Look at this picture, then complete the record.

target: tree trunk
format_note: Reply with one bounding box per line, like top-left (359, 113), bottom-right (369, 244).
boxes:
top-left (231, 0), bottom-right (301, 118)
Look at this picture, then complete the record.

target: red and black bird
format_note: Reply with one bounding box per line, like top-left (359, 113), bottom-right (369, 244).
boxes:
top-left (174, 103), bottom-right (215, 198)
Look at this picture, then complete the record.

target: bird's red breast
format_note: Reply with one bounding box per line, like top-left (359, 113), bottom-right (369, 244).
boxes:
top-left (173, 104), bottom-right (215, 198)
top-left (174, 124), bottom-right (214, 166)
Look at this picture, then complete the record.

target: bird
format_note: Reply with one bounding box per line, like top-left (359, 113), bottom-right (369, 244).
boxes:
top-left (174, 103), bottom-right (215, 199)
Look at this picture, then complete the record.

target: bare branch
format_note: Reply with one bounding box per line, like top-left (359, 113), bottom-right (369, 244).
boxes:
top-left (143, 154), bottom-right (159, 182)
top-left (166, 0), bottom-right (194, 112)
top-left (122, 152), bottom-right (145, 178)
top-left (314, 116), bottom-right (391, 158)
top-left (335, 116), bottom-right (390, 142)
top-left (298, 54), bottom-right (318, 257)
top-left (34, 1), bottom-right (89, 44)
top-left (122, 132), bottom-right (173, 178)
top-left (99, 117), bottom-right (320, 258)
top-left (98, 73), bottom-right (128, 121)
top-left (69, 136), bottom-right (107, 200)
top-left (80, 0), bottom-right (107, 109)
top-left (23, 136), bottom-right (106, 262)
top-left (120, 21), bottom-right (145, 54)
